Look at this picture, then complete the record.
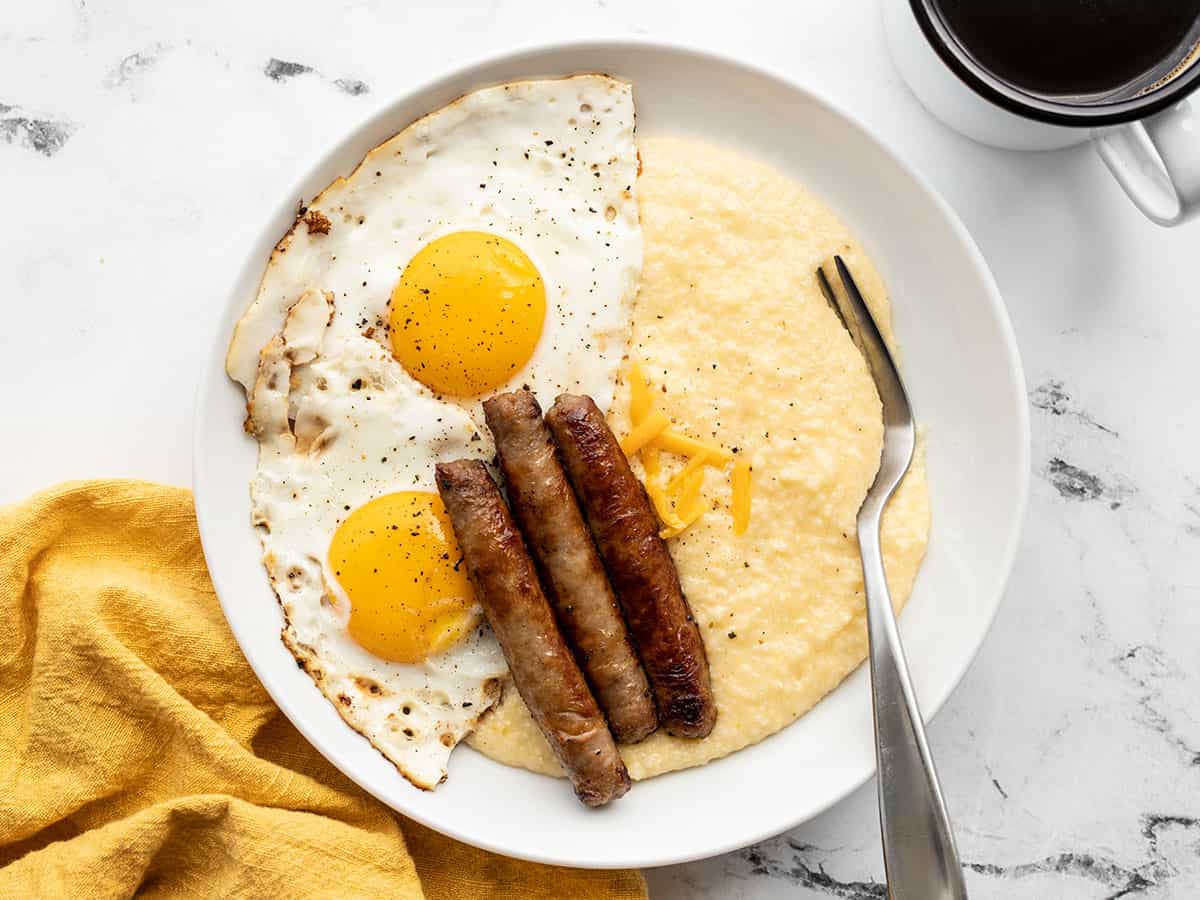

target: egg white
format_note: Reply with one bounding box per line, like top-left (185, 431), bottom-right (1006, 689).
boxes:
top-left (229, 76), bottom-right (643, 789)
top-left (247, 289), bottom-right (506, 788)
top-left (228, 75), bottom-right (643, 422)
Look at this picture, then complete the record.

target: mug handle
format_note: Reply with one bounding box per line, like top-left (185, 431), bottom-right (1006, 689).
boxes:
top-left (1093, 99), bottom-right (1200, 227)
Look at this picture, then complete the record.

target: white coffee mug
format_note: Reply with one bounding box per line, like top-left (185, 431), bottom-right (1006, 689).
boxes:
top-left (882, 0), bottom-right (1200, 226)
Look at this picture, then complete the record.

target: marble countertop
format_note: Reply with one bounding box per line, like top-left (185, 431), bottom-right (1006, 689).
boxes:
top-left (4, 1), bottom-right (1199, 896)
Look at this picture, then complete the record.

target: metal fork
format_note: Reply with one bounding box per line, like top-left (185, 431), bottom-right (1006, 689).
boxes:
top-left (817, 257), bottom-right (968, 900)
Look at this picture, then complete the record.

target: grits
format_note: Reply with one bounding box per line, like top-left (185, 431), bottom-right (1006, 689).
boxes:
top-left (467, 136), bottom-right (931, 780)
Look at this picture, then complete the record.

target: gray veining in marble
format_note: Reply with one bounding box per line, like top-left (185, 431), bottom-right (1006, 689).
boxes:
top-left (0, 103), bottom-right (75, 156)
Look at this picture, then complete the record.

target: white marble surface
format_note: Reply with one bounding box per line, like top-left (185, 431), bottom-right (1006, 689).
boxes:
top-left (4, 1), bottom-right (1200, 896)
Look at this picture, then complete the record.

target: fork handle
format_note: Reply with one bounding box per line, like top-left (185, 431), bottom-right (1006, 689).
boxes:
top-left (859, 514), bottom-right (968, 900)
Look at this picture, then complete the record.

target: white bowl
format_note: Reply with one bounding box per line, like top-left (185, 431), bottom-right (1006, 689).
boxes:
top-left (194, 39), bottom-right (1029, 869)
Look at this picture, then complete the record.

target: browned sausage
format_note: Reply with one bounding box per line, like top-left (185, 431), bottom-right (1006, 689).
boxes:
top-left (545, 395), bottom-right (716, 739)
top-left (483, 390), bottom-right (657, 744)
top-left (434, 459), bottom-right (630, 806)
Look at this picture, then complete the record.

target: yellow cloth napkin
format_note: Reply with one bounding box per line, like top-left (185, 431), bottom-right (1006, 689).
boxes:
top-left (0, 480), bottom-right (646, 899)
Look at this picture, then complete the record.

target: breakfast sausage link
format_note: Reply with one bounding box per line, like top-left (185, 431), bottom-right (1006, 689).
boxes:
top-left (545, 395), bottom-right (717, 739)
top-left (434, 459), bottom-right (631, 806)
top-left (483, 391), bottom-right (657, 744)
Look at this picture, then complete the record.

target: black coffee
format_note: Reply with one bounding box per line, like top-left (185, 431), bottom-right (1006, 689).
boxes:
top-left (933, 0), bottom-right (1200, 97)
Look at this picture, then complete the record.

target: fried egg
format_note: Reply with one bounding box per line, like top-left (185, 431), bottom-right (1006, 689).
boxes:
top-left (228, 75), bottom-right (642, 419)
top-left (246, 289), bottom-right (505, 787)
top-left (228, 76), bottom-right (642, 788)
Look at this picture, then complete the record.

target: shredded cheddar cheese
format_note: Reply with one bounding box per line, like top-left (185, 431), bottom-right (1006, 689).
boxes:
top-left (638, 444), bottom-right (684, 526)
top-left (641, 443), bottom-right (661, 481)
top-left (649, 429), bottom-right (733, 465)
top-left (675, 465), bottom-right (706, 516)
top-left (660, 467), bottom-right (708, 538)
top-left (629, 360), bottom-right (653, 426)
top-left (620, 410), bottom-right (670, 456)
top-left (660, 503), bottom-right (708, 539)
top-left (619, 358), bottom-right (751, 539)
top-left (647, 483), bottom-right (685, 530)
top-left (666, 450), bottom-right (709, 494)
top-left (650, 495), bottom-right (686, 531)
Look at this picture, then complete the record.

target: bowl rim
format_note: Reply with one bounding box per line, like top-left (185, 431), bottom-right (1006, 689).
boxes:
top-left (193, 36), bottom-right (1031, 869)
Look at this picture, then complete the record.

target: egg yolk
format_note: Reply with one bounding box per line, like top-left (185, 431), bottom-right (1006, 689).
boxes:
top-left (329, 491), bottom-right (479, 663)
top-left (389, 231), bottom-right (546, 396)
